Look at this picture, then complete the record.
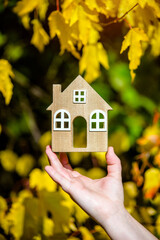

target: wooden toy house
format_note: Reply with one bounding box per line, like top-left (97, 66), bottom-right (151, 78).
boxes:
top-left (47, 75), bottom-right (112, 152)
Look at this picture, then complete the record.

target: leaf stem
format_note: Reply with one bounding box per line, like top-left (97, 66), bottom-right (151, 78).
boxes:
top-left (124, 18), bottom-right (132, 29)
top-left (56, 0), bottom-right (60, 11)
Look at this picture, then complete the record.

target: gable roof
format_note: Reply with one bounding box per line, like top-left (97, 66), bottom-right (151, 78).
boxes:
top-left (47, 75), bottom-right (112, 110)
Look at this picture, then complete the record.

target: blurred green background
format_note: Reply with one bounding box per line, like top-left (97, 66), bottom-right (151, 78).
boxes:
top-left (0, 1), bottom-right (160, 239)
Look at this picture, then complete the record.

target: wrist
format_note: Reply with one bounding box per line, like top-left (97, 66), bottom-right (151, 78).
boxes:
top-left (102, 204), bottom-right (127, 233)
top-left (102, 205), bottom-right (158, 240)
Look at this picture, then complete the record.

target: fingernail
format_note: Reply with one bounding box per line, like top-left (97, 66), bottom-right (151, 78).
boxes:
top-left (109, 146), bottom-right (114, 152)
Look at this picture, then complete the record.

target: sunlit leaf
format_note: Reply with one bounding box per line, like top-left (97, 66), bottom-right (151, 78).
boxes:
top-left (38, 0), bottom-right (49, 21)
top-left (39, 153), bottom-right (49, 169)
top-left (16, 154), bottom-right (35, 177)
top-left (0, 59), bottom-right (14, 104)
top-left (79, 226), bottom-right (95, 240)
top-left (6, 202), bottom-right (25, 240)
top-left (33, 235), bottom-right (41, 240)
top-left (92, 152), bottom-right (106, 167)
top-left (74, 204), bottom-right (89, 224)
top-left (0, 196), bottom-right (7, 224)
top-left (21, 14), bottom-right (30, 29)
top-left (120, 28), bottom-right (148, 81)
top-left (60, 188), bottom-right (89, 224)
top-left (0, 150), bottom-right (18, 172)
top-left (124, 182), bottom-right (138, 198)
top-left (156, 214), bottom-right (160, 236)
top-left (143, 168), bottom-right (160, 199)
top-left (67, 237), bottom-right (80, 240)
top-left (118, 0), bottom-right (138, 18)
top-left (154, 151), bottom-right (160, 167)
top-left (13, 0), bottom-right (38, 16)
top-left (48, 11), bottom-right (80, 58)
top-left (29, 168), bottom-right (57, 192)
top-left (73, 167), bottom-right (87, 176)
top-left (39, 131), bottom-right (51, 151)
top-left (31, 19), bottom-right (50, 52)
top-left (87, 167), bottom-right (106, 179)
top-left (39, 191), bottom-right (71, 234)
top-left (43, 216), bottom-right (54, 236)
top-left (80, 43), bottom-right (109, 83)
top-left (94, 225), bottom-right (111, 240)
top-left (109, 128), bottom-right (130, 154)
top-left (69, 152), bottom-right (85, 165)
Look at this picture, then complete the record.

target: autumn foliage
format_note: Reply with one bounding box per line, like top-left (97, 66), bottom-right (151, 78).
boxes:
top-left (0, 0), bottom-right (160, 239)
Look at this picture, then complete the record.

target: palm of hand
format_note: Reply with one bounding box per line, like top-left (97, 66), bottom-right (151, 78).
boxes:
top-left (45, 146), bottom-right (123, 224)
top-left (66, 171), bottom-right (123, 222)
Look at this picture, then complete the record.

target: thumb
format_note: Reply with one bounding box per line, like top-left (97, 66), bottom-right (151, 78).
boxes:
top-left (105, 147), bottom-right (122, 180)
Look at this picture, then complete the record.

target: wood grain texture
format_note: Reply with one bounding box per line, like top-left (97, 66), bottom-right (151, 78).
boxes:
top-left (47, 75), bottom-right (112, 152)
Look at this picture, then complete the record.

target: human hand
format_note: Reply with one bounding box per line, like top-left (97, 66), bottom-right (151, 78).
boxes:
top-left (45, 146), bottom-right (124, 227)
top-left (45, 146), bottom-right (158, 240)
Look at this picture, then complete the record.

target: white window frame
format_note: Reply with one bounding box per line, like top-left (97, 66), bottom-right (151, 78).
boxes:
top-left (54, 109), bottom-right (71, 131)
top-left (90, 110), bottom-right (107, 132)
top-left (73, 90), bottom-right (86, 103)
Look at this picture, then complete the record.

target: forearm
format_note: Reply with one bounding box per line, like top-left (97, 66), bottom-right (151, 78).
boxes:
top-left (102, 207), bottom-right (158, 240)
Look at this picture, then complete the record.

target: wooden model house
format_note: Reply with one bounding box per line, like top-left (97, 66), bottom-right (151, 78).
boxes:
top-left (47, 75), bottom-right (112, 152)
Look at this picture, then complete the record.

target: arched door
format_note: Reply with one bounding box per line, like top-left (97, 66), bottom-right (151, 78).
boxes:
top-left (73, 117), bottom-right (87, 148)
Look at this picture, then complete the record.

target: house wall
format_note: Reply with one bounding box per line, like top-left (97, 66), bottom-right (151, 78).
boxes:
top-left (50, 76), bottom-right (111, 152)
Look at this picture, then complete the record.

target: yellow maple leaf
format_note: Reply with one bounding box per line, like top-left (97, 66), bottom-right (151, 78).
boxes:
top-left (29, 168), bottom-right (57, 192)
top-left (143, 168), bottom-right (160, 199)
top-left (21, 14), bottom-right (30, 29)
top-left (13, 0), bottom-right (38, 16)
top-left (62, 2), bottom-right (101, 46)
top-left (48, 11), bottom-right (80, 58)
top-left (80, 42), bottom-right (109, 82)
top-left (118, 0), bottom-right (138, 18)
top-left (92, 152), bottom-right (106, 166)
top-left (43, 216), bottom-right (55, 237)
top-left (13, 0), bottom-right (49, 20)
top-left (79, 226), bottom-right (95, 240)
top-left (0, 196), bottom-right (7, 222)
top-left (87, 167), bottom-right (106, 179)
top-left (150, 23), bottom-right (160, 57)
top-left (156, 214), bottom-right (160, 236)
top-left (39, 131), bottom-right (51, 151)
top-left (120, 27), bottom-right (148, 81)
top-left (77, 5), bottom-right (98, 45)
top-left (0, 150), bottom-right (18, 172)
top-left (31, 19), bottom-right (50, 52)
top-left (95, 0), bottom-right (118, 17)
top-left (139, 0), bottom-right (160, 17)
top-left (62, 0), bottom-right (76, 23)
top-left (33, 236), bottom-right (42, 240)
top-left (6, 202), bottom-right (25, 239)
top-left (38, 0), bottom-right (49, 21)
top-left (16, 154), bottom-right (35, 177)
top-left (85, 0), bottom-right (98, 11)
top-left (0, 59), bottom-right (14, 104)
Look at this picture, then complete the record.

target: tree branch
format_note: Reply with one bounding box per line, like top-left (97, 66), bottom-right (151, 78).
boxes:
top-left (101, 3), bottom-right (139, 27)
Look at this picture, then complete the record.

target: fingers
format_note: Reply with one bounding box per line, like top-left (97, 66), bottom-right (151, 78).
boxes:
top-left (45, 165), bottom-right (71, 193)
top-left (60, 152), bottom-right (73, 170)
top-left (105, 147), bottom-right (122, 180)
top-left (46, 145), bottom-right (73, 181)
top-left (46, 145), bottom-right (63, 169)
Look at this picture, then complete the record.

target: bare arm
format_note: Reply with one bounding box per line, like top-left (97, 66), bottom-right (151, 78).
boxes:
top-left (45, 145), bottom-right (158, 240)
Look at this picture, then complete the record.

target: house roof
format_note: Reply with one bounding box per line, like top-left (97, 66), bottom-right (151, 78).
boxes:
top-left (47, 75), bottom-right (112, 110)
